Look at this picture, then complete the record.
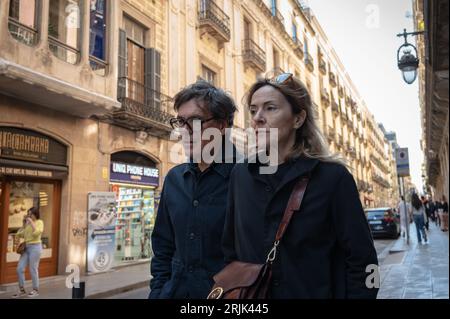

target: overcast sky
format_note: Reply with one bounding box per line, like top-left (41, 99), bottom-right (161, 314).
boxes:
top-left (308, 0), bottom-right (423, 191)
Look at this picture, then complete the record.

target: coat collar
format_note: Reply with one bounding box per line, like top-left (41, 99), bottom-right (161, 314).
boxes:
top-left (246, 155), bottom-right (320, 189)
top-left (182, 143), bottom-right (241, 179)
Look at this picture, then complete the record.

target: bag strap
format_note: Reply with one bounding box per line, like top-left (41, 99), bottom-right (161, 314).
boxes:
top-left (266, 176), bottom-right (310, 263)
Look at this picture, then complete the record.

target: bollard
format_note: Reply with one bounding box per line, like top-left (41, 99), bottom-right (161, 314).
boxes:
top-left (72, 281), bottom-right (85, 299)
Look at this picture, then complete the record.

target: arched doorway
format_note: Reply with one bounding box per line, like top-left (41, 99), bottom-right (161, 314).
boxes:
top-left (109, 151), bottom-right (159, 266)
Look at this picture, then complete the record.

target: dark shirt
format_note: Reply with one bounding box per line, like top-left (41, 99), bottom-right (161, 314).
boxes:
top-left (149, 159), bottom-right (236, 299)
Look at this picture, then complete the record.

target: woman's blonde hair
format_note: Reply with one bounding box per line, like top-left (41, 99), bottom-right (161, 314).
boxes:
top-left (244, 74), bottom-right (347, 166)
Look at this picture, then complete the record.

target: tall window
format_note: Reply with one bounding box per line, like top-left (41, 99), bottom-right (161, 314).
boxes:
top-left (292, 21), bottom-right (297, 42)
top-left (124, 16), bottom-right (146, 103)
top-left (48, 0), bottom-right (81, 64)
top-left (89, 0), bottom-right (107, 75)
top-left (304, 36), bottom-right (309, 54)
top-left (271, 0), bottom-right (277, 15)
top-left (243, 18), bottom-right (251, 40)
top-left (202, 65), bottom-right (216, 85)
top-left (273, 48), bottom-right (280, 69)
top-left (8, 0), bottom-right (39, 46)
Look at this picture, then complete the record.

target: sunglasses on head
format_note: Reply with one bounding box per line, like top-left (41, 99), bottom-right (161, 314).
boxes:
top-left (271, 73), bottom-right (294, 85)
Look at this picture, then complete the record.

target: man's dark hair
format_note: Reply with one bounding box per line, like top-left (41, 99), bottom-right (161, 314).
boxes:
top-left (173, 80), bottom-right (237, 126)
top-left (28, 207), bottom-right (40, 220)
top-left (400, 195), bottom-right (405, 201)
top-left (411, 193), bottom-right (423, 210)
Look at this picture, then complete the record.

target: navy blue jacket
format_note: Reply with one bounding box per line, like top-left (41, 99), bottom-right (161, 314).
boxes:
top-left (222, 157), bottom-right (379, 299)
top-left (149, 160), bottom-right (236, 299)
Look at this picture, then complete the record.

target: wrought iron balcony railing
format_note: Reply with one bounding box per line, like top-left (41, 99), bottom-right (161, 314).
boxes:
top-left (305, 52), bottom-right (314, 72)
top-left (331, 100), bottom-right (340, 115)
top-left (242, 39), bottom-right (266, 73)
top-left (271, 6), bottom-right (285, 25)
top-left (321, 88), bottom-right (330, 105)
top-left (319, 58), bottom-right (327, 75)
top-left (198, 0), bottom-right (231, 43)
top-left (292, 37), bottom-right (304, 59)
top-left (329, 72), bottom-right (337, 87)
top-left (338, 86), bottom-right (344, 98)
top-left (115, 77), bottom-right (173, 133)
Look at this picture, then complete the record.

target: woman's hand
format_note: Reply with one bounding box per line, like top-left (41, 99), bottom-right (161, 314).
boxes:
top-left (26, 218), bottom-right (37, 231)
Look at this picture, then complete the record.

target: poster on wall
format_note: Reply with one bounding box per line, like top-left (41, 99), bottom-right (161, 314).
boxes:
top-left (87, 192), bottom-right (117, 273)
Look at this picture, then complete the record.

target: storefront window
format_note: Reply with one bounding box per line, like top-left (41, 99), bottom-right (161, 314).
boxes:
top-left (111, 185), bottom-right (157, 264)
top-left (7, 181), bottom-right (53, 262)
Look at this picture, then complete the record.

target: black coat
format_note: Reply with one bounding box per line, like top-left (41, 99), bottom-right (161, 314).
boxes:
top-left (149, 161), bottom-right (236, 299)
top-left (222, 157), bottom-right (379, 299)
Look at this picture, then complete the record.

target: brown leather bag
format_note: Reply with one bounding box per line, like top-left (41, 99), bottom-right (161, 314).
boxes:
top-left (207, 177), bottom-right (310, 299)
top-left (16, 242), bottom-right (26, 255)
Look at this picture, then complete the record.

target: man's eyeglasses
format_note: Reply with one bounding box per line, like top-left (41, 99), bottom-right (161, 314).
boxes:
top-left (169, 116), bottom-right (216, 130)
top-left (271, 73), bottom-right (294, 85)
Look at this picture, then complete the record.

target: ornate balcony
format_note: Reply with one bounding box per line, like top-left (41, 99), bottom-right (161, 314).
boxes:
top-left (321, 88), bottom-right (330, 106)
top-left (327, 127), bottom-right (336, 141)
top-left (111, 77), bottom-right (173, 136)
top-left (198, 0), bottom-right (231, 44)
top-left (292, 37), bottom-right (304, 59)
top-left (338, 86), bottom-right (344, 98)
top-left (329, 72), bottom-right (337, 87)
top-left (331, 100), bottom-right (340, 116)
top-left (319, 58), bottom-right (327, 75)
top-left (305, 52), bottom-right (314, 72)
top-left (271, 6), bottom-right (285, 26)
top-left (242, 39), bottom-right (266, 73)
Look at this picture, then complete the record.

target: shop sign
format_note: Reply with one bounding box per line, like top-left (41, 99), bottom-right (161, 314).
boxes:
top-left (0, 127), bottom-right (67, 166)
top-left (87, 192), bottom-right (117, 273)
top-left (0, 166), bottom-right (53, 178)
top-left (110, 162), bottom-right (159, 186)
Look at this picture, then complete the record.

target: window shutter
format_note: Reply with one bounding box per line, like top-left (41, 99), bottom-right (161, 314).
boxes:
top-left (118, 29), bottom-right (127, 100)
top-left (144, 48), bottom-right (161, 110)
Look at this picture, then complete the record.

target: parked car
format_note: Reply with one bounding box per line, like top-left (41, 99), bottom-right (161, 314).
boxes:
top-left (365, 207), bottom-right (400, 239)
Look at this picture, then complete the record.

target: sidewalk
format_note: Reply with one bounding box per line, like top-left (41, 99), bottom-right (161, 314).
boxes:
top-left (0, 262), bottom-right (150, 299)
top-left (1, 225), bottom-right (447, 299)
top-left (378, 223), bottom-right (449, 299)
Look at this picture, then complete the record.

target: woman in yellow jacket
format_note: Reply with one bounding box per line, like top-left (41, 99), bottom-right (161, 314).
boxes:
top-left (12, 207), bottom-right (44, 298)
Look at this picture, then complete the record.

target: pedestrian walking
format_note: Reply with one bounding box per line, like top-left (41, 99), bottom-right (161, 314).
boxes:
top-left (421, 195), bottom-right (430, 231)
top-left (435, 200), bottom-right (442, 227)
top-left (11, 207), bottom-right (44, 298)
top-left (218, 73), bottom-right (378, 299)
top-left (411, 193), bottom-right (428, 244)
top-left (440, 196), bottom-right (448, 232)
top-left (428, 197), bottom-right (436, 224)
top-left (149, 81), bottom-right (240, 299)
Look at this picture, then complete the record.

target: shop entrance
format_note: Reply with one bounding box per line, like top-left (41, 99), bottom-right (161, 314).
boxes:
top-left (0, 178), bottom-right (61, 284)
top-left (109, 151), bottom-right (160, 266)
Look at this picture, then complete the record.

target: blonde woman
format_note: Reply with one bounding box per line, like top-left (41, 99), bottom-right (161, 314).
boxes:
top-left (221, 74), bottom-right (378, 299)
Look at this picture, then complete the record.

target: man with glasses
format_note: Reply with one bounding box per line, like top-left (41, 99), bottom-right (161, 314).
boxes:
top-left (149, 80), bottom-right (240, 299)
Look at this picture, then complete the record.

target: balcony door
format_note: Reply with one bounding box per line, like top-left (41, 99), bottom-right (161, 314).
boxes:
top-left (124, 16), bottom-right (145, 104)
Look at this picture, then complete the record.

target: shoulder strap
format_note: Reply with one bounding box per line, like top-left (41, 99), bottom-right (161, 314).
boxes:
top-left (266, 176), bottom-right (310, 263)
top-left (275, 177), bottom-right (309, 241)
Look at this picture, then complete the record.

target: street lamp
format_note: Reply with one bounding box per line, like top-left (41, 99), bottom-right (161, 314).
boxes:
top-left (396, 29), bottom-right (424, 84)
